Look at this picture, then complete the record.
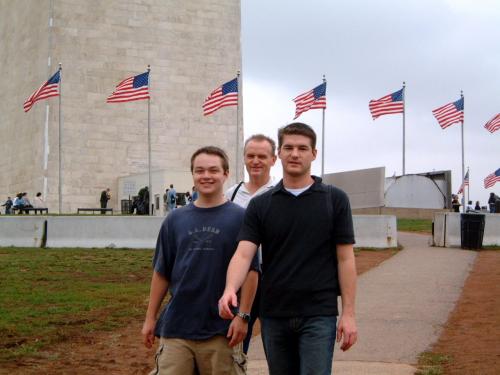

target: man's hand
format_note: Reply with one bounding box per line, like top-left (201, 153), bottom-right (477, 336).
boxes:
top-left (219, 290), bottom-right (238, 319)
top-left (227, 316), bottom-right (248, 347)
top-left (336, 314), bottom-right (358, 351)
top-left (141, 317), bottom-right (156, 349)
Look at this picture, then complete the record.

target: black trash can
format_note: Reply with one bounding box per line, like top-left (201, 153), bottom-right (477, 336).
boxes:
top-left (495, 200), bottom-right (500, 214)
top-left (460, 213), bottom-right (485, 249)
top-left (121, 199), bottom-right (131, 214)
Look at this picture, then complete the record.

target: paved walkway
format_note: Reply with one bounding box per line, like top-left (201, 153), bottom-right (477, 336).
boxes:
top-left (247, 232), bottom-right (477, 374)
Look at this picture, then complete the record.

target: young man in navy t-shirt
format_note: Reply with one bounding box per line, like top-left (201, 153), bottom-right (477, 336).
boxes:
top-left (142, 146), bottom-right (257, 375)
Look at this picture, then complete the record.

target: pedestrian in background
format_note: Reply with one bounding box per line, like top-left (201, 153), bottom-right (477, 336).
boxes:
top-left (100, 188), bottom-right (111, 214)
top-left (33, 192), bottom-right (46, 208)
top-left (167, 184), bottom-right (177, 211)
top-left (1, 197), bottom-right (13, 214)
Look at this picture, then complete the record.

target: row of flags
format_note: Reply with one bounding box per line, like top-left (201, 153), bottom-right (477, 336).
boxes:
top-left (23, 69), bottom-right (499, 134)
top-left (22, 69), bottom-right (499, 190)
top-left (457, 168), bottom-right (500, 194)
top-left (369, 88), bottom-right (499, 133)
top-left (456, 163), bottom-right (500, 193)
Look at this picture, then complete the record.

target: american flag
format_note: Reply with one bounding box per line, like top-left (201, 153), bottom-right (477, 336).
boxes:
top-left (293, 82), bottom-right (326, 119)
top-left (203, 78), bottom-right (238, 116)
top-left (369, 88), bottom-right (404, 120)
top-left (484, 168), bottom-right (500, 189)
top-left (107, 71), bottom-right (150, 103)
top-left (432, 97), bottom-right (464, 129)
top-left (23, 70), bottom-right (60, 112)
top-left (484, 114), bottom-right (500, 133)
top-left (457, 170), bottom-right (469, 194)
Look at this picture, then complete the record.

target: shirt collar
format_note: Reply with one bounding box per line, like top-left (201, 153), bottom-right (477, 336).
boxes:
top-left (272, 175), bottom-right (324, 195)
top-left (241, 176), bottom-right (276, 195)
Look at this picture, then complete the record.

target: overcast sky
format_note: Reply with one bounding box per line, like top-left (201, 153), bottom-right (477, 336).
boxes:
top-left (240, 0), bottom-right (499, 203)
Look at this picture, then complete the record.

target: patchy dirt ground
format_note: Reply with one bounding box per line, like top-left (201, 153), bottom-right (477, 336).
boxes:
top-left (423, 250), bottom-right (500, 375)
top-left (0, 249), bottom-right (395, 375)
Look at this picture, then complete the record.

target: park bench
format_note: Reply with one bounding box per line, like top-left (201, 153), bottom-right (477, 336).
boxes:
top-left (12, 207), bottom-right (48, 215)
top-left (77, 208), bottom-right (114, 215)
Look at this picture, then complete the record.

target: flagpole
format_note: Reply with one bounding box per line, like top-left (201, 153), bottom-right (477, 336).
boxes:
top-left (58, 63), bottom-right (63, 214)
top-left (321, 75), bottom-right (326, 178)
top-left (402, 82), bottom-right (406, 175)
top-left (147, 65), bottom-right (152, 216)
top-left (467, 167), bottom-right (470, 207)
top-left (461, 90), bottom-right (465, 213)
top-left (236, 70), bottom-right (241, 183)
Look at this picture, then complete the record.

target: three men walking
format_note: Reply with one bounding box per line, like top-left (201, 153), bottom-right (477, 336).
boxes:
top-left (142, 122), bottom-right (358, 375)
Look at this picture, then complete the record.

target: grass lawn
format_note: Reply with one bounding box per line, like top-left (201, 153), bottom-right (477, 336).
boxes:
top-left (0, 248), bottom-right (153, 362)
top-left (397, 218), bottom-right (433, 233)
top-left (415, 351), bottom-right (449, 375)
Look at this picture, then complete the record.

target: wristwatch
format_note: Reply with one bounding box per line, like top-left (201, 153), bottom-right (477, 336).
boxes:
top-left (236, 312), bottom-right (251, 322)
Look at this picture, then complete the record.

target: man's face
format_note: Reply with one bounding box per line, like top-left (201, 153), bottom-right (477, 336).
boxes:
top-left (244, 140), bottom-right (276, 180)
top-left (278, 134), bottom-right (317, 177)
top-left (192, 153), bottom-right (228, 197)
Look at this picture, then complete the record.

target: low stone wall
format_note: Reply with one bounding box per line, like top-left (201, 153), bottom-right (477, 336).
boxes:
top-left (0, 215), bottom-right (398, 249)
top-left (353, 215), bottom-right (397, 248)
top-left (45, 216), bottom-right (164, 249)
top-left (353, 207), bottom-right (449, 220)
top-left (0, 217), bottom-right (45, 247)
top-left (432, 212), bottom-right (500, 247)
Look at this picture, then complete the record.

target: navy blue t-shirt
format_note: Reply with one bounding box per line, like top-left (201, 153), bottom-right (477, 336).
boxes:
top-left (153, 201), bottom-right (255, 340)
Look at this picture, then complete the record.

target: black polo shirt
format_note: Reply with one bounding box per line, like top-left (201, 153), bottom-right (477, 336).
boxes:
top-left (237, 176), bottom-right (355, 318)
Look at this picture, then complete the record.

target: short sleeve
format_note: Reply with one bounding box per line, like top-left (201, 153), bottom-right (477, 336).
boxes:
top-left (331, 189), bottom-right (355, 245)
top-left (237, 198), bottom-right (262, 246)
top-left (249, 253), bottom-right (260, 273)
top-left (152, 217), bottom-right (176, 280)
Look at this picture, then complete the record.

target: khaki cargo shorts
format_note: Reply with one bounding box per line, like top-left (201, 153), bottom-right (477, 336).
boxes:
top-left (149, 336), bottom-right (247, 375)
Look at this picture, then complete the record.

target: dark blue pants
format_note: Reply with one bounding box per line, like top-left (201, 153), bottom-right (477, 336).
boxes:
top-left (261, 315), bottom-right (337, 375)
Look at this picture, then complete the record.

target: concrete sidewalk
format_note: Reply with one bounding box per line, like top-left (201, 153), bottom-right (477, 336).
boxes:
top-left (247, 232), bottom-right (477, 374)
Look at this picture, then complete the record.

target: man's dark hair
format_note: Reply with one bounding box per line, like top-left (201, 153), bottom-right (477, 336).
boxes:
top-left (244, 134), bottom-right (276, 155)
top-left (36, 192), bottom-right (42, 197)
top-left (190, 146), bottom-right (229, 173)
top-left (277, 122), bottom-right (316, 149)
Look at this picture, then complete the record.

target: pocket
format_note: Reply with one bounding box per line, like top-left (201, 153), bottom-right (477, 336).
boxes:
top-left (149, 343), bottom-right (164, 375)
top-left (231, 343), bottom-right (247, 375)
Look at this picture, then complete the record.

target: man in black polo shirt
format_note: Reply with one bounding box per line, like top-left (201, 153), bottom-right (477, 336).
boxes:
top-left (219, 122), bottom-right (358, 375)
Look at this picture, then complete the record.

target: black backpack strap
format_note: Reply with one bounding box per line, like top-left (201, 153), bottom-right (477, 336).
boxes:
top-left (230, 181), bottom-right (244, 202)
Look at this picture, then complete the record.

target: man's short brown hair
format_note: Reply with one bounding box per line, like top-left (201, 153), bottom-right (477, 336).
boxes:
top-left (277, 122), bottom-right (317, 149)
top-left (244, 134), bottom-right (276, 155)
top-left (190, 146), bottom-right (229, 173)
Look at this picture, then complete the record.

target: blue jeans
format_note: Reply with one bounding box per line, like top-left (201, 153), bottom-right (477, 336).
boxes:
top-left (261, 315), bottom-right (337, 375)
